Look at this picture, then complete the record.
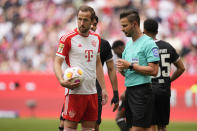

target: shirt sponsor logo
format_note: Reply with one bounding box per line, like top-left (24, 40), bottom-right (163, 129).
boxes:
top-left (152, 47), bottom-right (159, 57)
top-left (85, 50), bottom-right (93, 62)
top-left (57, 43), bottom-right (64, 53)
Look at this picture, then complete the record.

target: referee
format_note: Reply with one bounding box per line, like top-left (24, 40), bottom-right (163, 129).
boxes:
top-left (116, 9), bottom-right (160, 131)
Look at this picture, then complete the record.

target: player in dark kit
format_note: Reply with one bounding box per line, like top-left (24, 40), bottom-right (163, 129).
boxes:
top-left (112, 40), bottom-right (129, 131)
top-left (112, 40), bottom-right (125, 58)
top-left (91, 16), bottom-right (119, 131)
top-left (143, 18), bottom-right (185, 131)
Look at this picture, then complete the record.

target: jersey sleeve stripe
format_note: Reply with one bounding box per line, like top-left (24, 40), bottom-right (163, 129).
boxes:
top-left (174, 57), bottom-right (180, 63)
top-left (56, 53), bottom-right (65, 58)
top-left (106, 58), bottom-right (113, 62)
top-left (60, 31), bottom-right (77, 42)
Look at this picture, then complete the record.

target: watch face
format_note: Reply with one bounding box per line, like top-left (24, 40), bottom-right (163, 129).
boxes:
top-left (129, 64), bottom-right (133, 70)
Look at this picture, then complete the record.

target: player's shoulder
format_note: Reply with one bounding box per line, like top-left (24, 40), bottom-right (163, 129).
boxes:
top-left (156, 40), bottom-right (175, 50)
top-left (143, 34), bottom-right (153, 40)
top-left (156, 40), bottom-right (170, 45)
top-left (60, 29), bottom-right (78, 42)
top-left (124, 40), bottom-right (132, 50)
top-left (100, 38), bottom-right (112, 53)
top-left (143, 35), bottom-right (155, 45)
top-left (89, 30), bottom-right (101, 38)
top-left (101, 38), bottom-right (110, 46)
top-left (142, 35), bottom-right (158, 50)
top-left (101, 38), bottom-right (108, 43)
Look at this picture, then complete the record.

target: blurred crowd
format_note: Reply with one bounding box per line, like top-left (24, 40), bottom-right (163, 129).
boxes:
top-left (0, 0), bottom-right (197, 74)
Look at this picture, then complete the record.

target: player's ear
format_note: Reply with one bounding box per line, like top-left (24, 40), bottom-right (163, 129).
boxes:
top-left (133, 21), bottom-right (138, 27)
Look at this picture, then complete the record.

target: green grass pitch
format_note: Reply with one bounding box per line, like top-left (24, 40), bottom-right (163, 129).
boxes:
top-left (0, 118), bottom-right (197, 131)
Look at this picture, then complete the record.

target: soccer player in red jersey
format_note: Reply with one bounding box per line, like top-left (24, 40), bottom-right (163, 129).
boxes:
top-left (54, 5), bottom-right (108, 131)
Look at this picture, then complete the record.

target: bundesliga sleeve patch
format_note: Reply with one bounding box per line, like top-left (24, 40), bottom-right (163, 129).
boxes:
top-left (152, 47), bottom-right (159, 57)
top-left (58, 43), bottom-right (64, 53)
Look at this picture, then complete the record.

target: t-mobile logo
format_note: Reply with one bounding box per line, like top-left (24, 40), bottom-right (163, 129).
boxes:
top-left (85, 50), bottom-right (93, 62)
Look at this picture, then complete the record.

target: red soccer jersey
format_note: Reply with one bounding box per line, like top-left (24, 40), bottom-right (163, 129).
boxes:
top-left (56, 28), bottom-right (101, 94)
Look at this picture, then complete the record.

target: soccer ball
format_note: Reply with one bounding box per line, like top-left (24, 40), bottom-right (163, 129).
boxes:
top-left (63, 67), bottom-right (84, 84)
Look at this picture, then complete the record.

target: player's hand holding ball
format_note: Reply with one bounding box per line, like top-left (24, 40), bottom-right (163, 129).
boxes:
top-left (61, 67), bottom-right (84, 90)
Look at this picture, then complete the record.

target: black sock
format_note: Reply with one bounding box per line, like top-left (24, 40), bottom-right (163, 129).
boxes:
top-left (59, 126), bottom-right (64, 131)
top-left (116, 118), bottom-right (129, 131)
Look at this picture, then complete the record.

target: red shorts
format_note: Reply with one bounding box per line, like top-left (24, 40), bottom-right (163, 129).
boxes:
top-left (63, 94), bottom-right (98, 122)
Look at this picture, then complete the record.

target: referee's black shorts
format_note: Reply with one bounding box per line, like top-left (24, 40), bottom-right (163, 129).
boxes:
top-left (151, 85), bottom-right (170, 126)
top-left (125, 83), bottom-right (152, 128)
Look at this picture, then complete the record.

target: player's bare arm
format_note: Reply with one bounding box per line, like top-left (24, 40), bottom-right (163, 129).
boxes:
top-left (96, 55), bottom-right (108, 105)
top-left (54, 56), bottom-right (80, 90)
top-left (116, 59), bottom-right (159, 76)
top-left (54, 56), bottom-right (64, 82)
top-left (106, 59), bottom-right (118, 91)
top-left (106, 59), bottom-right (119, 112)
top-left (170, 59), bottom-right (185, 82)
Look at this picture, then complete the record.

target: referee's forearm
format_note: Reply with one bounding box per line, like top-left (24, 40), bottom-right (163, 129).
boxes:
top-left (133, 64), bottom-right (158, 76)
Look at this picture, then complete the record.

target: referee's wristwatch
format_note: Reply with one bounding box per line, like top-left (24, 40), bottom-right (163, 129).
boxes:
top-left (129, 63), bottom-right (134, 70)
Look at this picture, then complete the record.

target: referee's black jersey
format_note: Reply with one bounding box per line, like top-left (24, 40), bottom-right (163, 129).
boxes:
top-left (152, 40), bottom-right (179, 90)
top-left (96, 39), bottom-right (113, 91)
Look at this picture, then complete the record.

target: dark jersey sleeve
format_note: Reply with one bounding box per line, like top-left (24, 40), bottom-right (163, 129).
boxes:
top-left (156, 40), bottom-right (180, 66)
top-left (169, 44), bottom-right (179, 63)
top-left (100, 39), bottom-right (113, 66)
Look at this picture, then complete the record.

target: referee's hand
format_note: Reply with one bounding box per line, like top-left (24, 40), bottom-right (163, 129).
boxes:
top-left (116, 59), bottom-right (130, 71)
top-left (111, 90), bottom-right (119, 112)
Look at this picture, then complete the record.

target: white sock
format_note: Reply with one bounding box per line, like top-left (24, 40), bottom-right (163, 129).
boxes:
top-left (81, 128), bottom-right (95, 131)
top-left (63, 127), bottom-right (77, 131)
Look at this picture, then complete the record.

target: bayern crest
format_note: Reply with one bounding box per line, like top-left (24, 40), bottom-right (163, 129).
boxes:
top-left (91, 40), bottom-right (96, 47)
